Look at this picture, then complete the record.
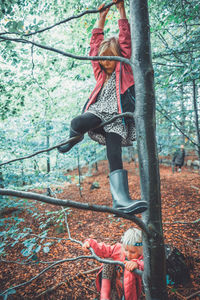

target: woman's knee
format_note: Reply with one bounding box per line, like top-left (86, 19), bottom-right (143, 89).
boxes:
top-left (71, 115), bottom-right (83, 132)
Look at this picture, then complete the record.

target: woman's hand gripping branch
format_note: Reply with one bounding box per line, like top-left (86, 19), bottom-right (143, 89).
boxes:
top-left (98, 3), bottom-right (110, 29)
top-left (113, 0), bottom-right (127, 19)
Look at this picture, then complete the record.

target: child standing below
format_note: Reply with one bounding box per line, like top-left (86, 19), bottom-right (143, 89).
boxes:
top-left (58, 0), bottom-right (147, 215)
top-left (82, 227), bottom-right (144, 300)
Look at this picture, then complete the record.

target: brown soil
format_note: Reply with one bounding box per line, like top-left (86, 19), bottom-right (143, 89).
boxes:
top-left (0, 161), bottom-right (199, 299)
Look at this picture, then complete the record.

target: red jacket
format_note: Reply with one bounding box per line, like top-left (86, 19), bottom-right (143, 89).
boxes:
top-left (85, 19), bottom-right (135, 113)
top-left (85, 238), bottom-right (144, 300)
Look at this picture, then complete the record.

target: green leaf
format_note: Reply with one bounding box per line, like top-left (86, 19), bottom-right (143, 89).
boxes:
top-left (43, 246), bottom-right (50, 253)
top-left (17, 20), bottom-right (24, 31)
top-left (35, 245), bottom-right (41, 253)
top-left (21, 248), bottom-right (32, 257)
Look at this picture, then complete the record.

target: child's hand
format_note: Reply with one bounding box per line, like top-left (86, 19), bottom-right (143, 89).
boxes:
top-left (124, 260), bottom-right (138, 272)
top-left (113, 0), bottom-right (126, 19)
top-left (113, 0), bottom-right (124, 10)
top-left (82, 241), bottom-right (91, 253)
top-left (98, 3), bottom-right (110, 19)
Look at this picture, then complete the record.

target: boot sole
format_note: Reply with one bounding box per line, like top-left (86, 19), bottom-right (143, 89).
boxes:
top-left (115, 201), bottom-right (148, 215)
top-left (58, 136), bottom-right (84, 153)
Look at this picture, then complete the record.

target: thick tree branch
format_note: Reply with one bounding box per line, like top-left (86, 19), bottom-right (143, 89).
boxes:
top-left (0, 36), bottom-right (132, 65)
top-left (0, 112), bottom-right (134, 167)
top-left (0, 252), bottom-right (138, 297)
top-left (0, 201), bottom-right (143, 297)
top-left (0, 188), bottom-right (149, 235)
top-left (0, 192), bottom-right (143, 297)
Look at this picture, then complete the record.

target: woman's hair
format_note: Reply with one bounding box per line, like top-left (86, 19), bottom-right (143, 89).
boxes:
top-left (121, 227), bottom-right (142, 246)
top-left (98, 37), bottom-right (121, 57)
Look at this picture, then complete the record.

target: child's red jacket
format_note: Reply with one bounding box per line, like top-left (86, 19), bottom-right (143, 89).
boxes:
top-left (84, 19), bottom-right (135, 114)
top-left (85, 238), bottom-right (144, 300)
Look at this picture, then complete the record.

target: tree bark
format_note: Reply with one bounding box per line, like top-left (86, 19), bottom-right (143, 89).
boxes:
top-left (180, 84), bottom-right (186, 145)
top-left (129, 0), bottom-right (168, 299)
top-left (46, 122), bottom-right (51, 196)
top-left (0, 167), bottom-right (4, 198)
top-left (192, 79), bottom-right (200, 172)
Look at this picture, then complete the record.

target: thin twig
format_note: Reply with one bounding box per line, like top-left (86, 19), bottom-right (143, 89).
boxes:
top-left (156, 103), bottom-right (198, 147)
top-left (163, 218), bottom-right (200, 225)
top-left (0, 250), bottom-right (142, 296)
top-left (191, 185), bottom-right (199, 191)
top-left (26, 0), bottom-right (122, 36)
top-left (36, 267), bottom-right (100, 298)
top-left (0, 1), bottom-right (122, 37)
top-left (168, 285), bottom-right (187, 300)
top-left (186, 290), bottom-right (200, 299)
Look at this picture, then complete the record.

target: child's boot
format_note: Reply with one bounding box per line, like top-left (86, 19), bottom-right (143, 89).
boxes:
top-left (109, 169), bottom-right (147, 214)
top-left (58, 127), bottom-right (84, 153)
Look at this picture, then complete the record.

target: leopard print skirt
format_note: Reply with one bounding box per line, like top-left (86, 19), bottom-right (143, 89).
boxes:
top-left (101, 264), bottom-right (122, 300)
top-left (87, 72), bottom-right (136, 147)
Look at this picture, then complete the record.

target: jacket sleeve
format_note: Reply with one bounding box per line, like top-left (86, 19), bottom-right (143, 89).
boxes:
top-left (85, 238), bottom-right (116, 258)
top-left (136, 258), bottom-right (144, 271)
top-left (172, 151), bottom-right (177, 162)
top-left (118, 19), bottom-right (132, 59)
top-left (130, 257), bottom-right (144, 271)
top-left (89, 28), bottom-right (104, 81)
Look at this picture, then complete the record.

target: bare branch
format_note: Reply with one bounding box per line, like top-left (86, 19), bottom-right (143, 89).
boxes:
top-left (0, 253), bottom-right (126, 297)
top-left (153, 61), bottom-right (184, 68)
top-left (0, 238), bottom-right (142, 297)
top-left (0, 188), bottom-right (143, 298)
top-left (25, 1), bottom-right (123, 36)
top-left (186, 290), bottom-right (200, 299)
top-left (156, 102), bottom-right (198, 147)
top-left (0, 113), bottom-right (134, 167)
top-left (0, 35), bottom-right (131, 66)
top-left (163, 218), bottom-right (200, 225)
top-left (0, 188), bottom-right (149, 235)
top-left (35, 267), bottom-right (101, 298)
top-left (0, 1), bottom-right (123, 37)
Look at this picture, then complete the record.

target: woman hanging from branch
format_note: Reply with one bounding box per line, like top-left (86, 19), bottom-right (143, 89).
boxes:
top-left (58, 0), bottom-right (147, 215)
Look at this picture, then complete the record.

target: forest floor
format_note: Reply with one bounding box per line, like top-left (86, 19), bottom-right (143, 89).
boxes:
top-left (0, 161), bottom-right (200, 300)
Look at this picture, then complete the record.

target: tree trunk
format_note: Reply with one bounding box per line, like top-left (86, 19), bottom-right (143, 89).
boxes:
top-left (0, 168), bottom-right (3, 187)
top-left (77, 149), bottom-right (82, 197)
top-left (129, 0), bottom-right (168, 299)
top-left (180, 84), bottom-right (186, 145)
top-left (0, 167), bottom-right (4, 194)
top-left (192, 79), bottom-right (200, 172)
top-left (46, 122), bottom-right (51, 196)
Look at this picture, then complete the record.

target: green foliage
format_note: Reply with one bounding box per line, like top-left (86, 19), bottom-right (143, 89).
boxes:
top-left (0, 198), bottom-right (35, 256)
top-left (0, 0), bottom-right (199, 218)
top-left (148, 0), bottom-right (200, 154)
top-left (0, 195), bottom-right (72, 259)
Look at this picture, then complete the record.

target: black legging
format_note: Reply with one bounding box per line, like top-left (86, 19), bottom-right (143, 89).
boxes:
top-left (71, 112), bottom-right (123, 172)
